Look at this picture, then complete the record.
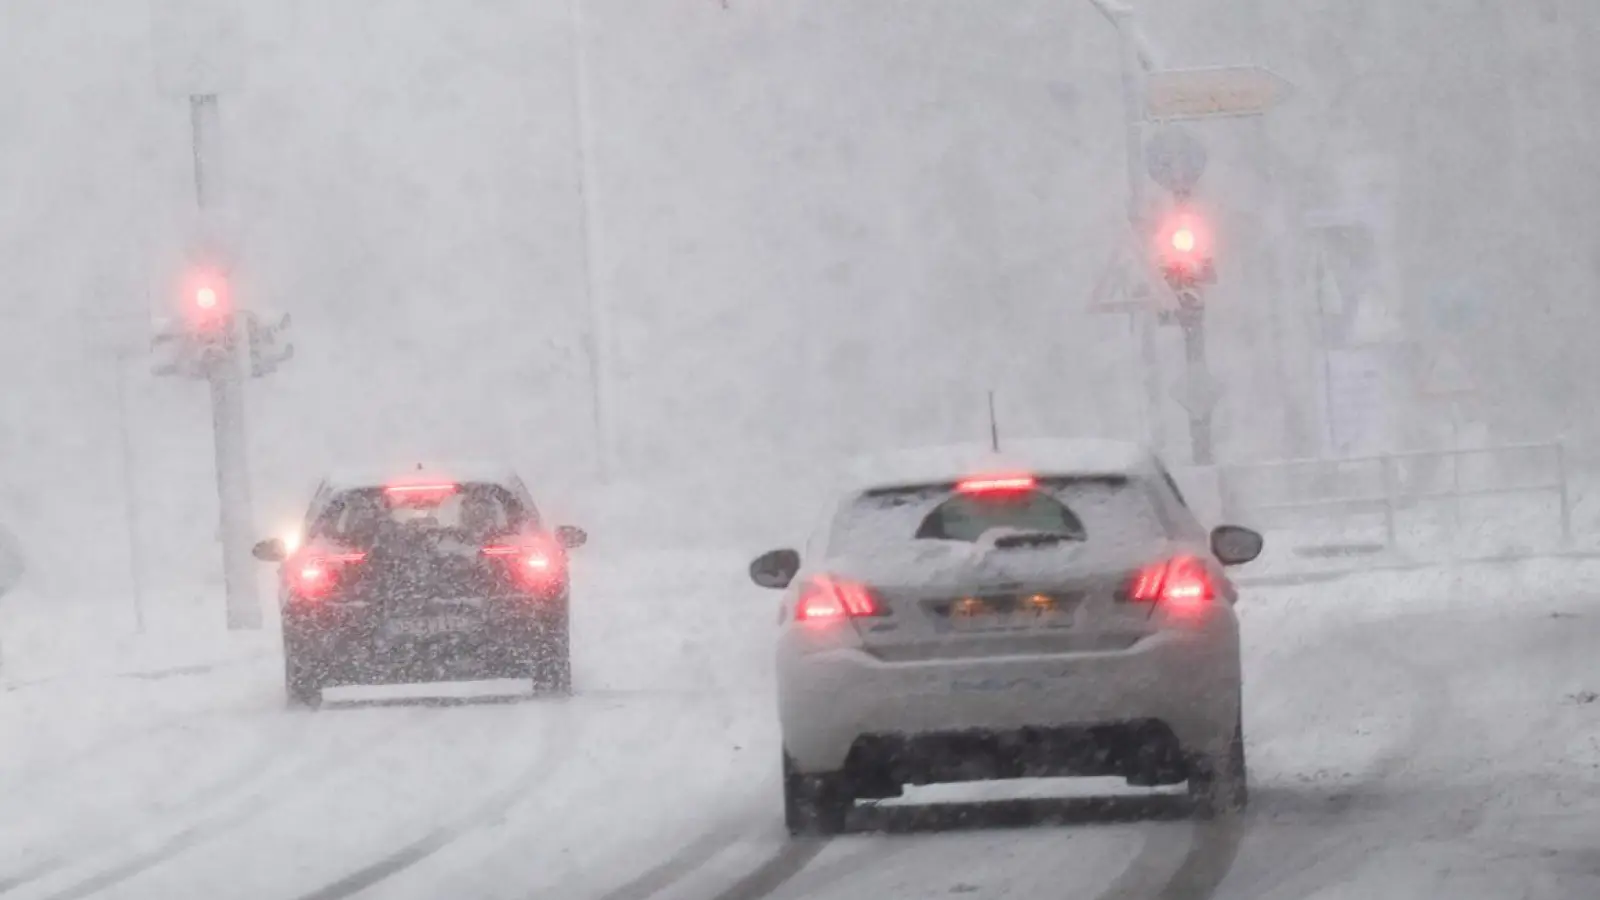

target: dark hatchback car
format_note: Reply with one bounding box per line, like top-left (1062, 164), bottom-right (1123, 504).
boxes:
top-left (253, 467), bottom-right (586, 708)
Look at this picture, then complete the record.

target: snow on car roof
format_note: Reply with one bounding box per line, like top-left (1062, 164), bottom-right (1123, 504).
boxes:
top-left (322, 461), bottom-right (523, 493)
top-left (842, 438), bottom-right (1151, 494)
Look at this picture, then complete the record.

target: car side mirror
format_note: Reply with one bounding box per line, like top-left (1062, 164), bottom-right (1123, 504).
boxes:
top-left (749, 548), bottom-right (801, 590)
top-left (252, 538), bottom-right (288, 562)
top-left (555, 525), bottom-right (588, 549)
top-left (1211, 525), bottom-right (1264, 567)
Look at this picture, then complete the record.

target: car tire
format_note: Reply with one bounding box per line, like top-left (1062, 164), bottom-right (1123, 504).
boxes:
top-left (1189, 717), bottom-right (1248, 818)
top-left (285, 660), bottom-right (323, 710)
top-left (530, 619), bottom-right (572, 695)
top-left (537, 649), bottom-right (572, 695)
top-left (782, 752), bottom-right (851, 837)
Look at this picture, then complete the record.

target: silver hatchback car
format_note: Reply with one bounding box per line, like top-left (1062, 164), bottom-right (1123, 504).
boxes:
top-left (749, 440), bottom-right (1263, 835)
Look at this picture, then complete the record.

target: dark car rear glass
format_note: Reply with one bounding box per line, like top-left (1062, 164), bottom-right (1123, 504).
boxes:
top-left (914, 490), bottom-right (1087, 542)
top-left (310, 482), bottom-right (534, 546)
top-left (828, 475), bottom-right (1165, 555)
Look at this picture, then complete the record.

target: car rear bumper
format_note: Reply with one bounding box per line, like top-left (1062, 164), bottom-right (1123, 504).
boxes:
top-left (283, 597), bottom-right (566, 686)
top-left (777, 627), bottom-right (1240, 776)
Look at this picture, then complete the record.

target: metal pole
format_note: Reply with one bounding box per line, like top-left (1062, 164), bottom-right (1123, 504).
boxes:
top-left (191, 93), bottom-right (261, 630)
top-left (1097, 3), bottom-right (1168, 453)
top-left (1179, 301), bottom-right (1213, 464)
top-left (112, 350), bottom-right (148, 633)
top-left (1555, 442), bottom-right (1572, 543)
top-left (567, 0), bottom-right (620, 481)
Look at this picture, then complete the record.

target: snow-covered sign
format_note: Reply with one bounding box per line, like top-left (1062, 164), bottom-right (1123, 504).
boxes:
top-left (1144, 125), bottom-right (1208, 196)
top-left (1087, 243), bottom-right (1155, 315)
top-left (1325, 346), bottom-right (1388, 454)
top-left (1425, 282), bottom-right (1483, 335)
top-left (1146, 66), bottom-right (1295, 121)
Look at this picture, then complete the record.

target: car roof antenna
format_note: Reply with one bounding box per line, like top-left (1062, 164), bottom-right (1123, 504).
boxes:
top-left (988, 389), bottom-right (1001, 453)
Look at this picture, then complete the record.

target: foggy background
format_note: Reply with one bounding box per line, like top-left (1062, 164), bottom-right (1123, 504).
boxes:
top-left (2, 0), bottom-right (1597, 599)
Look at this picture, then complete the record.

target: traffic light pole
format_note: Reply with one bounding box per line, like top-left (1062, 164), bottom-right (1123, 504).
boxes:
top-left (191, 93), bottom-right (261, 630)
top-left (1177, 299), bottom-right (1214, 465)
top-left (1091, 0), bottom-right (1168, 454)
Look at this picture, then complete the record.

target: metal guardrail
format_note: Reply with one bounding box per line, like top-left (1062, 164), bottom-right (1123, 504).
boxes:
top-left (1216, 442), bottom-right (1572, 549)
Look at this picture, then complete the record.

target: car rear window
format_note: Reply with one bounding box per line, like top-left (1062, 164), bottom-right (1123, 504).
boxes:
top-left (827, 476), bottom-right (1166, 556)
top-left (310, 482), bottom-right (534, 545)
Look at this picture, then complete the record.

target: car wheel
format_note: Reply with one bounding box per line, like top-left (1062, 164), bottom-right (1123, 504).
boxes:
top-left (284, 659), bottom-right (323, 710)
top-left (530, 622), bottom-right (571, 695)
top-left (782, 752), bottom-right (851, 837)
top-left (1189, 718), bottom-right (1248, 818)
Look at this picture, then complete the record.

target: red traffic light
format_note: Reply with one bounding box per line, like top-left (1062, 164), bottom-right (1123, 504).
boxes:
top-left (1155, 209), bottom-right (1214, 287)
top-left (1170, 225), bottom-right (1197, 254)
top-left (181, 266), bottom-right (230, 330)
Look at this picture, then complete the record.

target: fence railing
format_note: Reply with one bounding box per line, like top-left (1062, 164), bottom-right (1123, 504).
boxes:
top-left (1215, 442), bottom-right (1572, 549)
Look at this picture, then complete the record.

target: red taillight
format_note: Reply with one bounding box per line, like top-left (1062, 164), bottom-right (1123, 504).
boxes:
top-left (1127, 555), bottom-right (1215, 613)
top-left (483, 538), bottom-right (565, 591)
top-left (383, 483), bottom-right (459, 505)
top-left (956, 475), bottom-right (1037, 494)
top-left (289, 551), bottom-right (365, 600)
top-left (795, 575), bottom-right (881, 624)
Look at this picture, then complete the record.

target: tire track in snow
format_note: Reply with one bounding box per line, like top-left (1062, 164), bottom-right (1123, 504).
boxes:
top-left (1225, 605), bottom-right (1592, 900)
top-left (21, 708), bottom-right (432, 900)
top-left (0, 702), bottom-right (237, 803)
top-left (703, 839), bottom-right (831, 900)
top-left (592, 819), bottom-right (754, 900)
top-left (289, 699), bottom-right (582, 900)
top-left (1087, 614), bottom-right (1455, 900)
top-left (746, 840), bottom-right (912, 900)
top-left (0, 731), bottom-right (286, 894)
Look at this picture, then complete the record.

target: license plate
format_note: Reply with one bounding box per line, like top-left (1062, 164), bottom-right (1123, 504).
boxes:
top-left (942, 594), bottom-right (1076, 632)
top-left (386, 614), bottom-right (479, 638)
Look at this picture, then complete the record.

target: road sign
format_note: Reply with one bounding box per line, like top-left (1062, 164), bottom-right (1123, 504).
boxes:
top-left (1324, 346), bottom-right (1387, 454)
top-left (1144, 125), bottom-right (1208, 196)
top-left (1088, 243), bottom-right (1157, 315)
top-left (1425, 282), bottom-right (1483, 335)
top-left (1146, 66), bottom-right (1294, 121)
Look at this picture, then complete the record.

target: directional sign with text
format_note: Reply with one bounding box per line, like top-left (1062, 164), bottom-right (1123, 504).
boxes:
top-left (1146, 66), bottom-right (1294, 121)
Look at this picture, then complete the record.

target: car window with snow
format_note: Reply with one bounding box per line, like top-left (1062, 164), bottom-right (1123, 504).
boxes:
top-left (828, 477), bottom-right (1166, 555)
top-left (312, 484), bottom-right (533, 544)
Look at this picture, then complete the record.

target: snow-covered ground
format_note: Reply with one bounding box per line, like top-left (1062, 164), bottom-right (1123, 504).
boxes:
top-left (1, 552), bottom-right (1596, 900)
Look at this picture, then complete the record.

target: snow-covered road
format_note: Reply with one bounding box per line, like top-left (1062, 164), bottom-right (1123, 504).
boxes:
top-left (2, 558), bottom-right (1596, 900)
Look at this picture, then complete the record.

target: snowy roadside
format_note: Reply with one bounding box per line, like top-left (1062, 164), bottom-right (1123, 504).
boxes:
top-left (0, 587), bottom-right (277, 689)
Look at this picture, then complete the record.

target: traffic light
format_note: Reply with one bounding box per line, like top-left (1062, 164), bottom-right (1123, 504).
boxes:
top-left (182, 264), bottom-right (231, 336)
top-left (1154, 208), bottom-right (1216, 290)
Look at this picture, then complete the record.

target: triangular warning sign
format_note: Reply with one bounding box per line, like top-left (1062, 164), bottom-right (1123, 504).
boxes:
top-left (1088, 240), bottom-right (1156, 315)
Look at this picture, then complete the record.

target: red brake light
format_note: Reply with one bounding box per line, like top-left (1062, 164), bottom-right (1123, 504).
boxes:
top-left (795, 575), bottom-right (881, 623)
top-left (956, 475), bottom-right (1037, 494)
top-left (289, 551), bottom-right (365, 600)
top-left (1127, 555), bottom-right (1215, 613)
top-left (483, 537), bottom-right (565, 591)
top-left (383, 483), bottom-right (459, 504)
